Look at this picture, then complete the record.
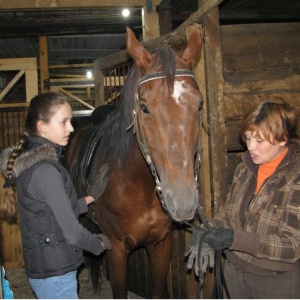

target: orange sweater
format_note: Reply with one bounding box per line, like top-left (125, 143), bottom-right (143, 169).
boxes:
top-left (255, 147), bottom-right (288, 194)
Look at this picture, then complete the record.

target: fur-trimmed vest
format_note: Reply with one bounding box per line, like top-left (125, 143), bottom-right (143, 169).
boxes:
top-left (0, 136), bottom-right (92, 279)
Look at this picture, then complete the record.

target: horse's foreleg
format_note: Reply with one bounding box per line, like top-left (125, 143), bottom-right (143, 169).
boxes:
top-left (147, 233), bottom-right (173, 299)
top-left (106, 248), bottom-right (129, 299)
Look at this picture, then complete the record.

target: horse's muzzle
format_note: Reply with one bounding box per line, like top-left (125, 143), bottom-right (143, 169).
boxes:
top-left (161, 184), bottom-right (198, 222)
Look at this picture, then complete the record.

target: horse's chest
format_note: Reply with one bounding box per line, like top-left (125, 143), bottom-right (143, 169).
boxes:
top-left (119, 206), bottom-right (171, 247)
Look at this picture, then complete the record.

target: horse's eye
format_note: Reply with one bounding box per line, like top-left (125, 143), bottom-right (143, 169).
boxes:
top-left (140, 104), bottom-right (150, 114)
top-left (198, 101), bottom-right (204, 111)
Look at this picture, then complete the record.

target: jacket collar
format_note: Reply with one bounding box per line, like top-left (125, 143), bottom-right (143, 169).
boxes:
top-left (13, 142), bottom-right (59, 179)
top-left (27, 135), bottom-right (62, 158)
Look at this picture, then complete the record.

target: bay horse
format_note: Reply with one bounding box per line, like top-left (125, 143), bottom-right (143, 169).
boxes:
top-left (66, 27), bottom-right (203, 298)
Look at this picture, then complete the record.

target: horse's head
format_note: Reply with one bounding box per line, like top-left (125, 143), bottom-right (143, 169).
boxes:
top-left (126, 27), bottom-right (203, 222)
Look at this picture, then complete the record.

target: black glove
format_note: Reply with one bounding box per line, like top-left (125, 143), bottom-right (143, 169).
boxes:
top-left (184, 226), bottom-right (214, 276)
top-left (95, 233), bottom-right (112, 251)
top-left (203, 227), bottom-right (234, 251)
top-left (87, 164), bottom-right (109, 201)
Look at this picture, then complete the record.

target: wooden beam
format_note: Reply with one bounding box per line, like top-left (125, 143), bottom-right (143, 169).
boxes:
top-left (0, 70), bottom-right (25, 102)
top-left (0, 0), bottom-right (162, 10)
top-left (49, 63), bottom-right (93, 69)
top-left (58, 88), bottom-right (95, 110)
top-left (176, 0), bottom-right (223, 31)
top-left (39, 36), bottom-right (49, 94)
top-left (25, 69), bottom-right (38, 102)
top-left (0, 103), bottom-right (28, 109)
top-left (142, 7), bottom-right (160, 41)
top-left (202, 7), bottom-right (228, 215)
top-left (0, 58), bottom-right (36, 71)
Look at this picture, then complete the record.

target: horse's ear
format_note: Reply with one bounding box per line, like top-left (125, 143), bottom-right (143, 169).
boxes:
top-left (126, 27), bottom-right (153, 75)
top-left (180, 27), bottom-right (202, 69)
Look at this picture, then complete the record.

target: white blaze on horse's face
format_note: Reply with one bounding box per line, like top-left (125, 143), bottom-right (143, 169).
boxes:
top-left (172, 80), bottom-right (186, 103)
top-left (171, 79), bottom-right (195, 168)
top-left (172, 79), bottom-right (188, 103)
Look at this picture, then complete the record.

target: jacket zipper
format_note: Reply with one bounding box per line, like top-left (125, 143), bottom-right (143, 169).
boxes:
top-left (244, 178), bottom-right (269, 229)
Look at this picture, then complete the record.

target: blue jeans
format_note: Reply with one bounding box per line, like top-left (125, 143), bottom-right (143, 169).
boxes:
top-left (29, 271), bottom-right (78, 299)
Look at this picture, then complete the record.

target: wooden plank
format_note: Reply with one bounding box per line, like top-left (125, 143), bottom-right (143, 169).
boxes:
top-left (58, 88), bottom-right (95, 110)
top-left (49, 77), bottom-right (94, 89)
top-left (224, 93), bottom-right (300, 120)
top-left (50, 78), bottom-right (94, 84)
top-left (127, 248), bottom-right (151, 298)
top-left (170, 229), bottom-right (180, 298)
top-left (49, 63), bottom-right (93, 70)
top-left (178, 229), bottom-right (187, 298)
top-left (224, 74), bottom-right (300, 96)
top-left (0, 0), bottom-right (162, 10)
top-left (0, 70), bottom-right (25, 102)
top-left (25, 70), bottom-right (38, 102)
top-left (136, 248), bottom-right (147, 296)
top-left (0, 58), bottom-right (36, 71)
top-left (39, 36), bottom-right (49, 94)
top-left (142, 10), bottom-right (160, 41)
top-left (0, 103), bottom-right (28, 109)
top-left (202, 8), bottom-right (228, 215)
top-left (176, 0), bottom-right (224, 32)
top-left (221, 23), bottom-right (300, 83)
top-left (94, 64), bottom-right (105, 107)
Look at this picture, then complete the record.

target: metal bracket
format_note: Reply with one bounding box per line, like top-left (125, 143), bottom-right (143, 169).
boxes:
top-left (43, 78), bottom-right (93, 90)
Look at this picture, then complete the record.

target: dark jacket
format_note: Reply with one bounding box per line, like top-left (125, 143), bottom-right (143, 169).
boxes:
top-left (1, 135), bottom-right (103, 279)
top-left (210, 144), bottom-right (300, 275)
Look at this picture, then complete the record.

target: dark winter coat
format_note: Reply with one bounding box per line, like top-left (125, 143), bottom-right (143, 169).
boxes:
top-left (1, 135), bottom-right (103, 279)
top-left (210, 144), bottom-right (300, 275)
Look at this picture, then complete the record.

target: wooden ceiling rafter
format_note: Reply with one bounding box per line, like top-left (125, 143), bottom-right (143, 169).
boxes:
top-left (0, 0), bottom-right (162, 10)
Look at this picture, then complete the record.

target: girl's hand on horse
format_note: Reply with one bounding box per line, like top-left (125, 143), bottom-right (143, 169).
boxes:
top-left (87, 163), bottom-right (109, 202)
top-left (85, 195), bottom-right (95, 205)
top-left (94, 233), bottom-right (112, 251)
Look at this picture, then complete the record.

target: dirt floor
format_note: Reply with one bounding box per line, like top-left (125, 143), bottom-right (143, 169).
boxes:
top-left (4, 266), bottom-right (143, 299)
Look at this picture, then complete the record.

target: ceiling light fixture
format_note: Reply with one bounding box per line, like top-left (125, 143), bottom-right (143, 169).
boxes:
top-left (122, 8), bottom-right (130, 17)
top-left (86, 70), bottom-right (93, 79)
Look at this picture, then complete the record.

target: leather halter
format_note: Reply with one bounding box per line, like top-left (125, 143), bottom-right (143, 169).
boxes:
top-left (127, 69), bottom-right (202, 207)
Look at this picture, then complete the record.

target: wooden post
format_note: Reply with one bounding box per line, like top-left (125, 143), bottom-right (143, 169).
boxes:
top-left (94, 60), bottom-right (105, 107)
top-left (142, 5), bottom-right (160, 40)
top-left (158, 3), bottom-right (172, 35)
top-left (25, 69), bottom-right (38, 101)
top-left (202, 8), bottom-right (228, 213)
top-left (39, 36), bottom-right (49, 94)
